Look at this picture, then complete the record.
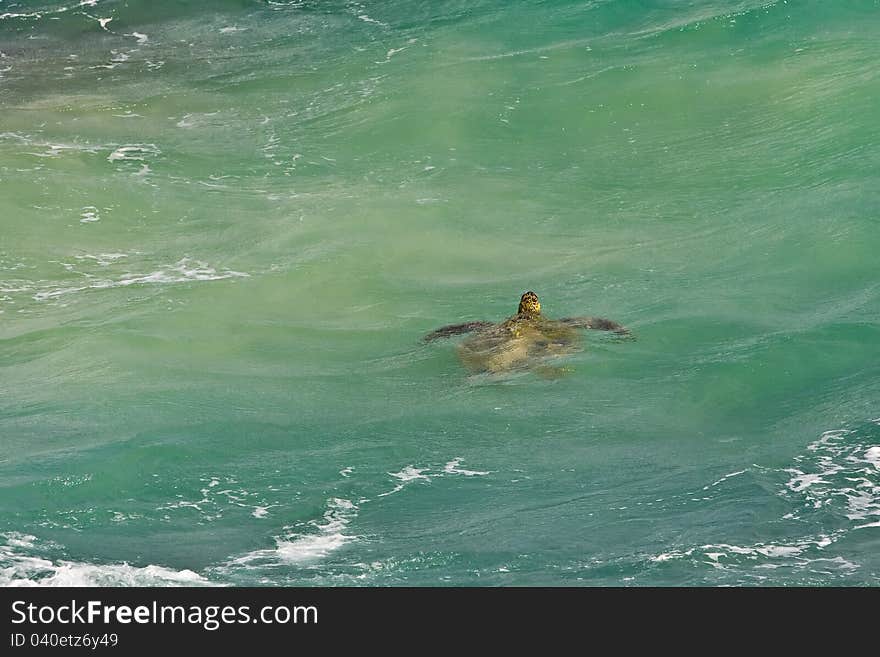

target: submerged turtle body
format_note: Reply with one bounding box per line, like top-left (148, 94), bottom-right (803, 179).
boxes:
top-left (424, 291), bottom-right (629, 374)
top-left (458, 313), bottom-right (580, 373)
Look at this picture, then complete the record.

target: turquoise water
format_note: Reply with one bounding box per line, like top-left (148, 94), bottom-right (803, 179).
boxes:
top-left (1, 0), bottom-right (879, 586)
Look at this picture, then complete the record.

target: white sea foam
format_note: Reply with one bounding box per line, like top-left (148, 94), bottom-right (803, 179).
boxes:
top-left (391, 466), bottom-right (431, 482)
top-left (653, 425), bottom-right (879, 578)
top-left (32, 259), bottom-right (249, 301)
top-left (274, 533), bottom-right (349, 562)
top-left (755, 545), bottom-right (803, 558)
top-left (22, 141), bottom-right (102, 158)
top-left (443, 458), bottom-right (490, 477)
top-left (377, 466), bottom-right (430, 497)
top-left (79, 206), bottom-right (100, 223)
top-left (1, 1), bottom-right (99, 21)
top-left (651, 550), bottom-right (692, 563)
top-left (0, 533), bottom-right (213, 587)
top-left (155, 476), bottom-right (283, 526)
top-left (107, 144), bottom-right (159, 162)
top-left (79, 12), bottom-right (113, 30)
top-left (221, 458), bottom-right (491, 572)
top-left (703, 469), bottom-right (746, 490)
top-left (377, 459), bottom-right (491, 496)
top-left (175, 112), bottom-right (219, 129)
top-left (226, 498), bottom-right (357, 567)
top-left (74, 252), bottom-right (128, 266)
top-left (650, 534), bottom-right (839, 568)
top-left (128, 32), bottom-right (148, 44)
top-left (4, 533), bottom-right (37, 550)
top-left (357, 14), bottom-right (387, 27)
top-left (783, 428), bottom-right (880, 522)
top-left (7, 562), bottom-right (211, 587)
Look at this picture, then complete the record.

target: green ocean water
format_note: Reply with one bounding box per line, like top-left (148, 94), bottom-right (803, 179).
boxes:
top-left (1, 0), bottom-right (879, 586)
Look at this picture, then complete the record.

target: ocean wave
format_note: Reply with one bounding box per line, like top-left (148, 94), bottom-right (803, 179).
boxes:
top-left (1, 133), bottom-right (160, 166)
top-left (782, 426), bottom-right (880, 524)
top-left (645, 422), bottom-right (879, 582)
top-left (0, 533), bottom-right (213, 587)
top-left (650, 532), bottom-right (845, 566)
top-left (0, 132), bottom-right (103, 159)
top-left (0, 1), bottom-right (101, 23)
top-left (107, 144), bottom-right (160, 163)
top-left (627, 0), bottom-right (783, 40)
top-left (377, 458), bottom-right (491, 497)
top-left (218, 457), bottom-right (490, 577)
top-left (222, 497), bottom-right (358, 569)
top-left (32, 258), bottom-right (249, 302)
top-left (156, 474), bottom-right (279, 524)
top-left (443, 458), bottom-right (490, 477)
top-left (377, 466), bottom-right (430, 498)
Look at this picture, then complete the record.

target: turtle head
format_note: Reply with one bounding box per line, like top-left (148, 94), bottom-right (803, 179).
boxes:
top-left (518, 291), bottom-right (541, 316)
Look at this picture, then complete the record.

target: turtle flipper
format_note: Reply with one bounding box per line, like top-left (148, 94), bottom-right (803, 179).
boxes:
top-left (560, 316), bottom-right (631, 337)
top-left (423, 321), bottom-right (494, 342)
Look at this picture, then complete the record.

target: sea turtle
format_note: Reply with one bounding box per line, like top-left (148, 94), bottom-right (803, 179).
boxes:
top-left (423, 291), bottom-right (630, 375)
